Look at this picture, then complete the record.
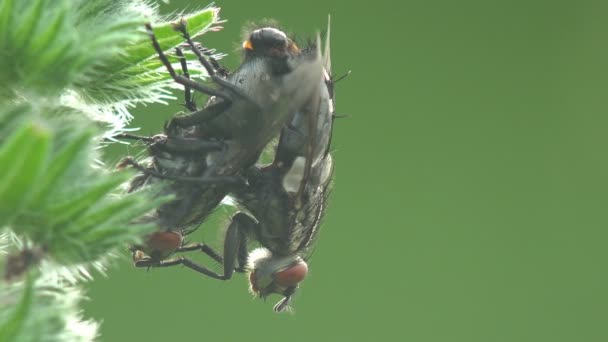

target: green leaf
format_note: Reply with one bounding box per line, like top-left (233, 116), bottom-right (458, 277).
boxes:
top-left (12, 0), bottom-right (43, 52)
top-left (0, 0), bottom-right (14, 48)
top-left (27, 7), bottom-right (66, 58)
top-left (117, 7), bottom-right (219, 73)
top-left (29, 129), bottom-right (94, 208)
top-left (64, 197), bottom-right (141, 235)
top-left (29, 40), bottom-right (74, 81)
top-left (0, 276), bottom-right (33, 341)
top-left (0, 105), bottom-right (26, 136)
top-left (47, 172), bottom-right (130, 227)
top-left (0, 121), bottom-right (51, 224)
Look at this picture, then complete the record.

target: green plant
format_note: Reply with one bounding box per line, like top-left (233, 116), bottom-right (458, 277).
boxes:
top-left (0, 0), bottom-right (222, 340)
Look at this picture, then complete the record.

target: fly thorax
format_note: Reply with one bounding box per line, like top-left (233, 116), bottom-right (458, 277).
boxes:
top-left (204, 141), bottom-right (237, 171)
top-left (247, 248), bottom-right (308, 299)
top-left (282, 156), bottom-right (306, 194)
top-left (156, 155), bottom-right (187, 174)
top-left (259, 71), bottom-right (281, 104)
top-left (205, 152), bottom-right (221, 169)
top-left (269, 86), bottom-right (280, 102)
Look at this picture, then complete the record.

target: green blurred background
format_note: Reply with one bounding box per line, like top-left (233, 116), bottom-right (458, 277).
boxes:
top-left (85, 0), bottom-right (608, 341)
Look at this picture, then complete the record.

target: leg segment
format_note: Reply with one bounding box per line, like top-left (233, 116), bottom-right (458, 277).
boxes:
top-left (166, 100), bottom-right (231, 129)
top-left (134, 256), bottom-right (226, 279)
top-left (175, 47), bottom-right (198, 112)
top-left (145, 23), bottom-right (231, 101)
top-left (139, 212), bottom-right (254, 280)
top-left (176, 243), bottom-right (223, 264)
top-left (221, 212), bottom-right (256, 277)
top-left (120, 157), bottom-right (247, 187)
top-left (114, 133), bottom-right (224, 154)
top-left (175, 23), bottom-right (249, 99)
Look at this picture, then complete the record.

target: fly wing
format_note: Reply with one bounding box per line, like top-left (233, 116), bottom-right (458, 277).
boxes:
top-left (298, 22), bottom-right (336, 258)
top-left (324, 15), bottom-right (331, 75)
top-left (297, 33), bottom-right (324, 198)
top-left (281, 41), bottom-right (324, 116)
top-left (293, 31), bottom-right (336, 256)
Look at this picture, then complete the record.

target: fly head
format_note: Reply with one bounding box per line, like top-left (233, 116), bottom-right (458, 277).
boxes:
top-left (246, 247), bottom-right (308, 312)
top-left (243, 27), bottom-right (300, 74)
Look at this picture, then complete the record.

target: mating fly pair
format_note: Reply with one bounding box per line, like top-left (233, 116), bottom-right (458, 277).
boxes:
top-left (120, 18), bottom-right (338, 312)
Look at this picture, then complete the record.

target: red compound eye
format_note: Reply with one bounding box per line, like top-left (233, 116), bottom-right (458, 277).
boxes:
top-left (274, 261), bottom-right (308, 288)
top-left (147, 231), bottom-right (182, 253)
top-left (249, 271), bottom-right (259, 292)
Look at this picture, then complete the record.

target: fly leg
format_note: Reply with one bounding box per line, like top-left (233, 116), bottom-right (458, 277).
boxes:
top-left (154, 137), bottom-right (224, 154)
top-left (112, 133), bottom-right (157, 144)
top-left (119, 157), bottom-right (247, 187)
top-left (150, 213), bottom-right (253, 279)
top-left (134, 241), bottom-right (246, 276)
top-left (175, 243), bottom-right (223, 264)
top-left (175, 47), bottom-right (197, 112)
top-left (134, 256), bottom-right (223, 279)
top-left (216, 212), bottom-right (255, 277)
top-left (165, 100), bottom-right (230, 130)
top-left (134, 229), bottom-right (243, 279)
top-left (172, 45), bottom-right (232, 128)
top-left (113, 133), bottom-right (225, 155)
top-left (148, 133), bottom-right (226, 154)
top-left (146, 23), bottom-right (231, 102)
top-left (174, 21), bottom-right (248, 100)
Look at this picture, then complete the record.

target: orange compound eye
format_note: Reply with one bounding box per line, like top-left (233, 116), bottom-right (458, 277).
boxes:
top-left (274, 261), bottom-right (308, 288)
top-left (243, 40), bottom-right (253, 50)
top-left (287, 40), bottom-right (299, 54)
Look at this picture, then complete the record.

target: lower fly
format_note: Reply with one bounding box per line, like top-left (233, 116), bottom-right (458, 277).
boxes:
top-left (177, 19), bottom-right (343, 312)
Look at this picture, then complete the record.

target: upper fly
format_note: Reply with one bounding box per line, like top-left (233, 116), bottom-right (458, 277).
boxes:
top-left (118, 19), bottom-right (324, 275)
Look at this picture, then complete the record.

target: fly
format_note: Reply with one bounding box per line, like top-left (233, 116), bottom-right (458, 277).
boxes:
top-left (119, 19), bottom-right (324, 273)
top-left (177, 20), bottom-right (340, 312)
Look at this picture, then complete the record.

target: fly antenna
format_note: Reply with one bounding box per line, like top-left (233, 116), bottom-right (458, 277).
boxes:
top-left (332, 114), bottom-right (350, 119)
top-left (323, 15), bottom-right (331, 72)
top-left (333, 70), bottom-right (351, 83)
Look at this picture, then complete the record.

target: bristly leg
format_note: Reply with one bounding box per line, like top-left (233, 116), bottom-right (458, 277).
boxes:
top-left (119, 157), bottom-right (247, 186)
top-left (165, 100), bottom-right (231, 130)
top-left (175, 47), bottom-right (198, 112)
top-left (134, 256), bottom-right (230, 280)
top-left (176, 243), bottom-right (223, 264)
top-left (113, 133), bottom-right (156, 142)
top-left (145, 23), bottom-right (231, 101)
top-left (114, 133), bottom-right (225, 154)
top-left (137, 212), bottom-right (252, 280)
top-left (178, 212), bottom-right (253, 280)
top-left (332, 70), bottom-right (351, 83)
top-left (173, 19), bottom-right (248, 99)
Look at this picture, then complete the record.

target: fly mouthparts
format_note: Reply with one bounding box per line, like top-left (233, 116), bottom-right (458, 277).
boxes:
top-left (273, 296), bottom-right (292, 313)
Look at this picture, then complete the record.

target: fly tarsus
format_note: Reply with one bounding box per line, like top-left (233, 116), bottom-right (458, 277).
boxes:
top-left (134, 256), bottom-right (229, 280)
top-left (165, 100), bottom-right (231, 129)
top-left (113, 133), bottom-right (156, 143)
top-left (174, 47), bottom-right (197, 112)
top-left (153, 136), bottom-right (226, 154)
top-left (119, 157), bottom-right (247, 187)
top-left (145, 23), bottom-right (232, 101)
top-left (174, 20), bottom-right (248, 99)
top-left (222, 213), bottom-right (256, 277)
top-left (176, 243), bottom-right (223, 264)
top-left (166, 213), bottom-right (252, 281)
